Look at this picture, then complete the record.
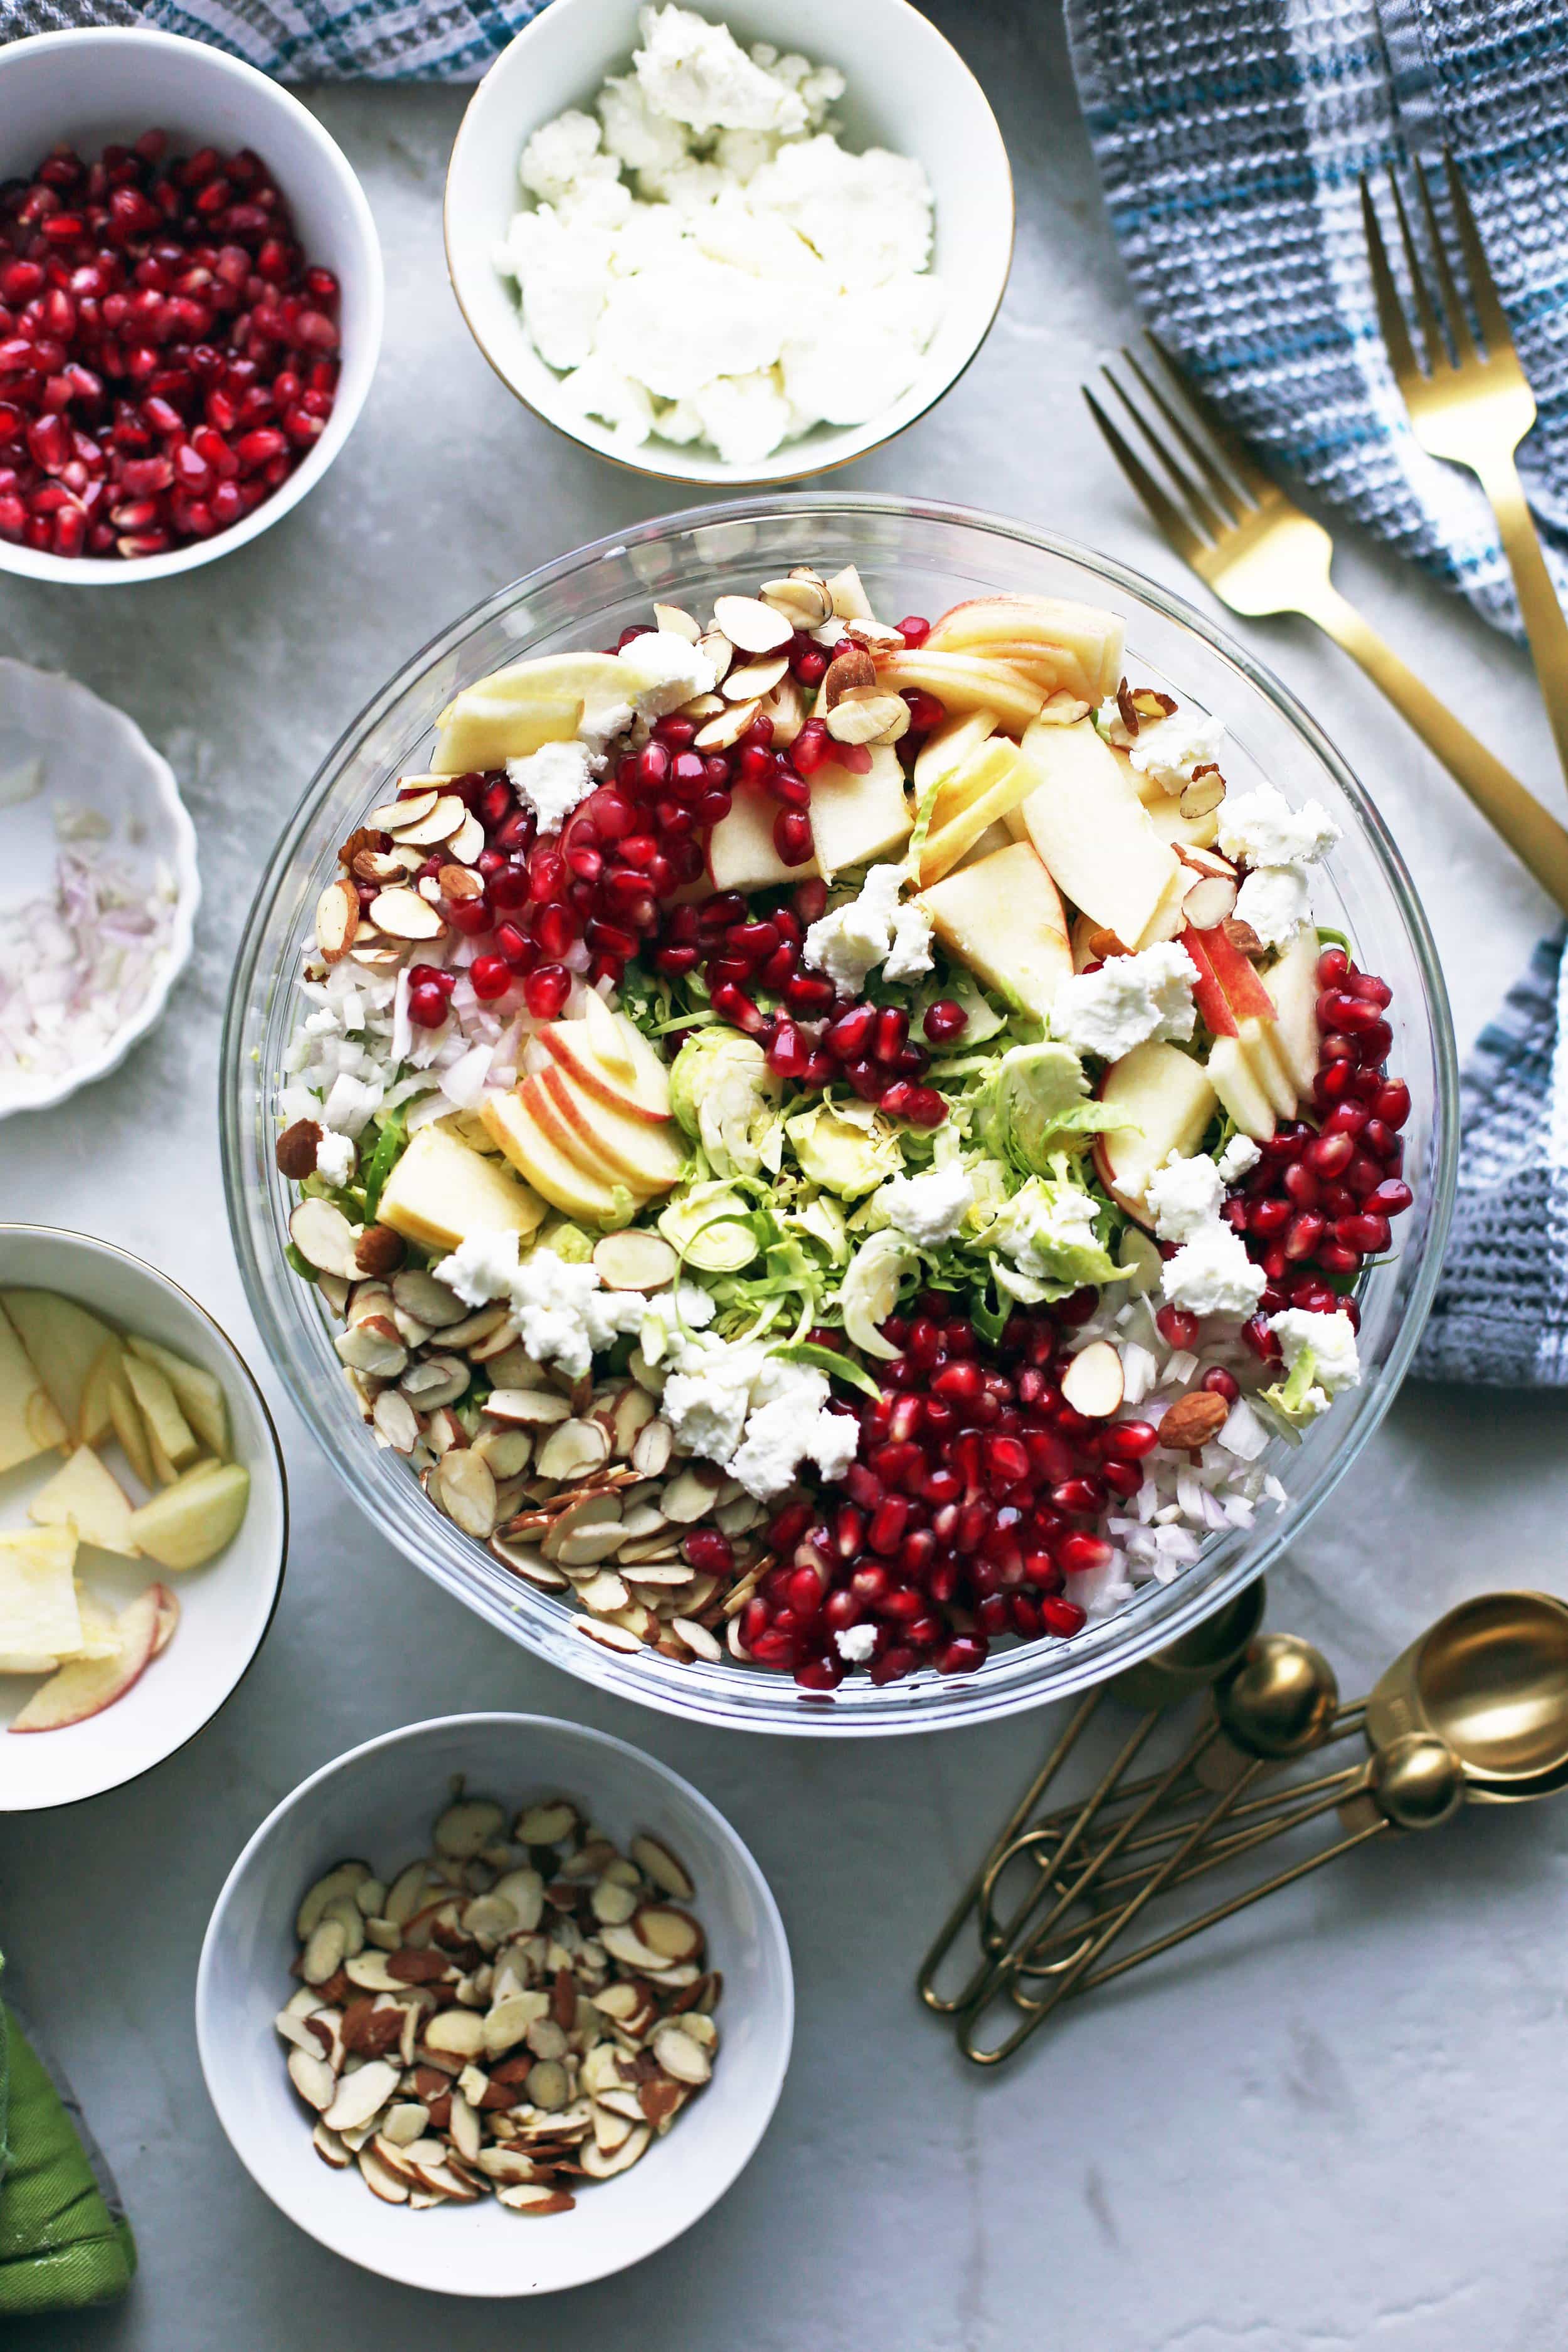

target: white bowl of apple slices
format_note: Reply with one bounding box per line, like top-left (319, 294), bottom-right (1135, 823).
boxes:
top-left (0, 1226), bottom-right (287, 1808)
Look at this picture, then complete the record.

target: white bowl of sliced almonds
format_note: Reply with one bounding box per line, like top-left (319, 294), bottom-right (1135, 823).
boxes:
top-left (196, 1711), bottom-right (792, 2294)
top-left (0, 1225), bottom-right (287, 1808)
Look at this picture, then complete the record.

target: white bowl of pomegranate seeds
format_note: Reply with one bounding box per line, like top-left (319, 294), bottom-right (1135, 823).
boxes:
top-left (444, 0), bottom-right (1012, 484)
top-left (197, 1711), bottom-right (793, 2292)
top-left (0, 27), bottom-right (383, 583)
top-left (223, 496), bottom-right (1458, 1737)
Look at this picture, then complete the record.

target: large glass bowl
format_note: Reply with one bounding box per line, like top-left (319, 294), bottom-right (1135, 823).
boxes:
top-left (221, 495), bottom-right (1458, 1737)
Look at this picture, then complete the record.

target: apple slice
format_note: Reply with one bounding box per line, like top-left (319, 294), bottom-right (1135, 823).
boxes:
top-left (151, 1582), bottom-right (181, 1656)
top-left (874, 649), bottom-right (1044, 734)
top-left (707, 781), bottom-right (815, 894)
top-left (805, 744), bottom-right (911, 882)
top-left (526, 1069), bottom-right (684, 1194)
top-left (1093, 1041), bottom-right (1219, 1219)
top-left (1206, 1035), bottom-right (1277, 1142)
top-left (1011, 717), bottom-right (1181, 950)
top-left (480, 1091), bottom-right (630, 1224)
top-left (918, 842), bottom-right (1073, 1023)
top-left (0, 1291), bottom-right (117, 1446)
top-left (79, 1340), bottom-right (126, 1456)
top-left (378, 1122), bottom-right (547, 1254)
top-left (430, 690), bottom-right (583, 775)
top-left (0, 1300), bottom-right (67, 1475)
top-left (918, 740), bottom-right (1038, 885)
top-left (539, 1015), bottom-right (672, 1126)
top-left (125, 1335), bottom-right (228, 1459)
top-left (105, 1360), bottom-right (156, 1488)
top-left (127, 1463), bottom-right (250, 1571)
top-left (1189, 921), bottom-right (1277, 1025)
top-left (955, 818), bottom-right (1017, 871)
top-left (912, 708), bottom-right (999, 797)
top-left (0, 1525), bottom-right (81, 1673)
top-left (925, 594), bottom-right (1126, 701)
top-left (73, 1590), bottom-right (125, 1661)
top-left (120, 1353), bottom-right (200, 1472)
top-left (29, 1446), bottom-right (139, 1557)
top-left (9, 1583), bottom-right (165, 1734)
top-left (1237, 1016), bottom-right (1298, 1120)
top-left (1178, 924), bottom-right (1240, 1039)
top-left (1260, 922), bottom-right (1322, 1101)
top-left (581, 987), bottom-right (635, 1079)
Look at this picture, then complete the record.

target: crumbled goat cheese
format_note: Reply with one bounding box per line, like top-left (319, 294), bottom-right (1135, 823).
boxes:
top-left (835, 1621), bottom-right (878, 1664)
top-left (498, 1248), bottom-right (649, 1381)
top-left (1049, 943), bottom-right (1198, 1059)
top-left (877, 1162), bottom-right (975, 1248)
top-left (1161, 1223), bottom-right (1266, 1318)
top-left (803, 864), bottom-right (911, 993)
top-left (1234, 863), bottom-right (1312, 950)
top-left (616, 627), bottom-right (718, 716)
top-left (883, 896), bottom-right (935, 984)
top-left (1269, 1307), bottom-right (1361, 1394)
top-left (314, 1128), bottom-right (356, 1189)
top-left (497, 8), bottom-right (937, 469)
top-left (728, 1364), bottom-right (857, 1500)
top-left (1144, 1152), bottom-right (1226, 1244)
top-left (635, 4), bottom-right (810, 134)
top-left (507, 739), bottom-right (596, 834)
top-left (1219, 784), bottom-right (1340, 871)
top-left (660, 1334), bottom-right (763, 1461)
top-left (1126, 706), bottom-right (1226, 796)
top-left (1216, 1133), bottom-right (1262, 1184)
top-left (436, 1230), bottom-right (522, 1308)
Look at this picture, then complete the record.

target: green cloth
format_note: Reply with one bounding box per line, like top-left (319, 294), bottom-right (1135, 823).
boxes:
top-left (0, 1958), bottom-right (136, 2317)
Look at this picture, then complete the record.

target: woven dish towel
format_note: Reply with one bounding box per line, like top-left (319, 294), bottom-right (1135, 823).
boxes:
top-left (1067, 0), bottom-right (1568, 1382)
top-left (0, 0), bottom-right (548, 77)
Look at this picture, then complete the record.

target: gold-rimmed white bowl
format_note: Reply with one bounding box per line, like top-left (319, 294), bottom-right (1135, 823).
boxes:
top-left (443, 0), bottom-right (1013, 485)
top-left (0, 1226), bottom-right (287, 1808)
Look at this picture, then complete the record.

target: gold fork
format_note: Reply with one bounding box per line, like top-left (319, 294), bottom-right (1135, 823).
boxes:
top-left (1362, 154), bottom-right (1568, 787)
top-left (1086, 346), bottom-right (1568, 917)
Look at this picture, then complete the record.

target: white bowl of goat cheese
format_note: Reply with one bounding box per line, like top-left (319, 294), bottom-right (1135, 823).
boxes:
top-left (444, 0), bottom-right (1013, 484)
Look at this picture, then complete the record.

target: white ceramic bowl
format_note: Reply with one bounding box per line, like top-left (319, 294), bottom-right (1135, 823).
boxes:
top-left (0, 28), bottom-right (383, 586)
top-left (197, 1712), bottom-right (793, 2296)
top-left (0, 1226), bottom-right (288, 1808)
top-left (444, 0), bottom-right (1013, 484)
top-left (0, 659), bottom-right (200, 1118)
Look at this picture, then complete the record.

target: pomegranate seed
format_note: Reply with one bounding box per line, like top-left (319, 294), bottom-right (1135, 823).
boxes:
top-left (1316, 945), bottom-right (1350, 987)
top-left (1155, 1305), bottom-right (1199, 1348)
top-left (1104, 1419), bottom-right (1159, 1460)
top-left (408, 982), bottom-right (447, 1029)
top-left (470, 954), bottom-right (511, 1002)
top-left (1039, 1596), bottom-right (1087, 1638)
top-left (1370, 1177), bottom-right (1413, 1216)
top-left (773, 808), bottom-right (812, 866)
top-left (1200, 1366), bottom-right (1240, 1402)
top-left (1304, 1130), bottom-right (1354, 1178)
top-left (1373, 1079), bottom-right (1411, 1129)
top-left (523, 963), bottom-right (570, 1019)
top-left (922, 999), bottom-right (968, 1044)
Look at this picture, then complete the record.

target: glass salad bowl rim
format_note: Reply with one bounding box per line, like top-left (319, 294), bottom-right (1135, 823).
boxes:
top-left (221, 490), bottom-right (1459, 1738)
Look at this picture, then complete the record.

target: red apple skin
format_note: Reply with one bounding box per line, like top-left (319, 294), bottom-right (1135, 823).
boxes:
top-left (1093, 1073), bottom-right (1151, 1226)
top-left (1179, 924), bottom-right (1241, 1038)
top-left (8, 1584), bottom-right (164, 1734)
top-left (1191, 921), bottom-right (1278, 1024)
top-left (538, 1025), bottom-right (669, 1126)
top-left (519, 1074), bottom-right (626, 1190)
top-left (533, 1065), bottom-right (655, 1190)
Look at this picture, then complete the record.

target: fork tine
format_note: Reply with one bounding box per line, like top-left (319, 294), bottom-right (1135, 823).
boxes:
top-left (1360, 177), bottom-right (1422, 388)
top-left (1443, 149), bottom-right (1513, 355)
top-left (1083, 386), bottom-right (1207, 569)
top-left (1387, 169), bottom-right (1449, 374)
top-left (1143, 334), bottom-right (1276, 503)
top-left (1412, 152), bottom-right (1477, 363)
top-left (1103, 369), bottom-right (1231, 544)
top-left (1119, 348), bottom-right (1245, 524)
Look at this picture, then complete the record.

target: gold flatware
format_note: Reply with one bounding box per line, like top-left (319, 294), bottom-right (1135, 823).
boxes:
top-left (1362, 155), bottom-right (1568, 787)
top-left (916, 1580), bottom-right (1264, 2015)
top-left (1362, 1588), bottom-right (1568, 1783)
top-left (1086, 344), bottom-right (1568, 917)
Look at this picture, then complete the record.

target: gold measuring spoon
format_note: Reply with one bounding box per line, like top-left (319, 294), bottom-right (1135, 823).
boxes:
top-left (959, 1634), bottom-right (1340, 2063)
top-left (1364, 1591), bottom-right (1568, 1783)
top-left (918, 1581), bottom-right (1265, 2015)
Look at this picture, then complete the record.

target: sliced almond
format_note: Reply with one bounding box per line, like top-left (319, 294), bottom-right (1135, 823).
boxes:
top-left (391, 1268), bottom-right (467, 1327)
top-left (312, 2120), bottom-right (351, 2167)
top-left (630, 1833), bottom-right (696, 1901)
top-left (696, 628), bottom-right (733, 683)
top-left (435, 1448), bottom-right (497, 1539)
top-left (722, 652), bottom-right (789, 703)
top-left (694, 698), bottom-right (761, 751)
top-left (424, 2008), bottom-right (485, 2061)
top-left (490, 1534), bottom-right (568, 1590)
top-left (342, 1951), bottom-right (403, 1993)
top-left (1180, 768), bottom-right (1227, 819)
top-left (525, 2058), bottom-right (569, 2110)
top-left (517, 1800), bottom-right (578, 1846)
top-left (659, 1465), bottom-right (720, 1523)
top-left (485, 1387), bottom-right (571, 1427)
top-left (825, 689), bottom-right (909, 746)
top-left (652, 602), bottom-right (701, 642)
top-left (578, 2123), bottom-right (650, 2179)
top-left (300, 1917), bottom-right (347, 1986)
top-left (368, 886), bottom-right (444, 941)
top-left (575, 1618), bottom-right (644, 1655)
top-left (335, 1314), bottom-right (408, 1379)
top-left (401, 1355), bottom-right (471, 1411)
top-left (368, 788), bottom-right (435, 830)
top-left (497, 2184), bottom-right (577, 2214)
top-left (629, 1417), bottom-right (674, 1478)
top-left (592, 1232), bottom-right (677, 1291)
top-left (597, 1921), bottom-right (665, 1971)
top-left (389, 792), bottom-right (466, 847)
top-left (712, 595), bottom-right (792, 654)
top-left (287, 2047), bottom-right (336, 2111)
top-left (358, 2145), bottom-right (410, 2204)
top-left (474, 1428), bottom-right (534, 1480)
top-left (536, 1418), bottom-right (610, 1484)
top-left (556, 1525), bottom-right (628, 1571)
top-left (289, 1197), bottom-right (363, 1281)
top-left (1059, 1339), bottom-right (1125, 1419)
top-left (447, 810), bottom-right (485, 865)
top-left (321, 2057), bottom-right (400, 2134)
top-left (297, 1861), bottom-right (371, 1941)
top-left (761, 571), bottom-right (832, 627)
top-left (315, 876), bottom-right (359, 963)
top-left (372, 1389), bottom-right (421, 1454)
top-left (820, 647), bottom-right (876, 707)
top-left (610, 1387), bottom-right (657, 1458)
top-left (1182, 872), bottom-right (1238, 928)
top-left (635, 1905), bottom-right (704, 1963)
top-left (650, 2023), bottom-right (712, 2085)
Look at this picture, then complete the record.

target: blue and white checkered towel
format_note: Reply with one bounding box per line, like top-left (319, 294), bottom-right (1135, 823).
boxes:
top-left (0, 0), bottom-right (546, 77)
top-left (1066, 0), bottom-right (1568, 1382)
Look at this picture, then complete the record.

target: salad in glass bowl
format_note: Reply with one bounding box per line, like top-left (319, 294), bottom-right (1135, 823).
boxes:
top-left (263, 541), bottom-right (1424, 1697)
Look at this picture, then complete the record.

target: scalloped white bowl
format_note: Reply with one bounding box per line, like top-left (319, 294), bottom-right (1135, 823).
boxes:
top-left (0, 659), bottom-right (199, 1119)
